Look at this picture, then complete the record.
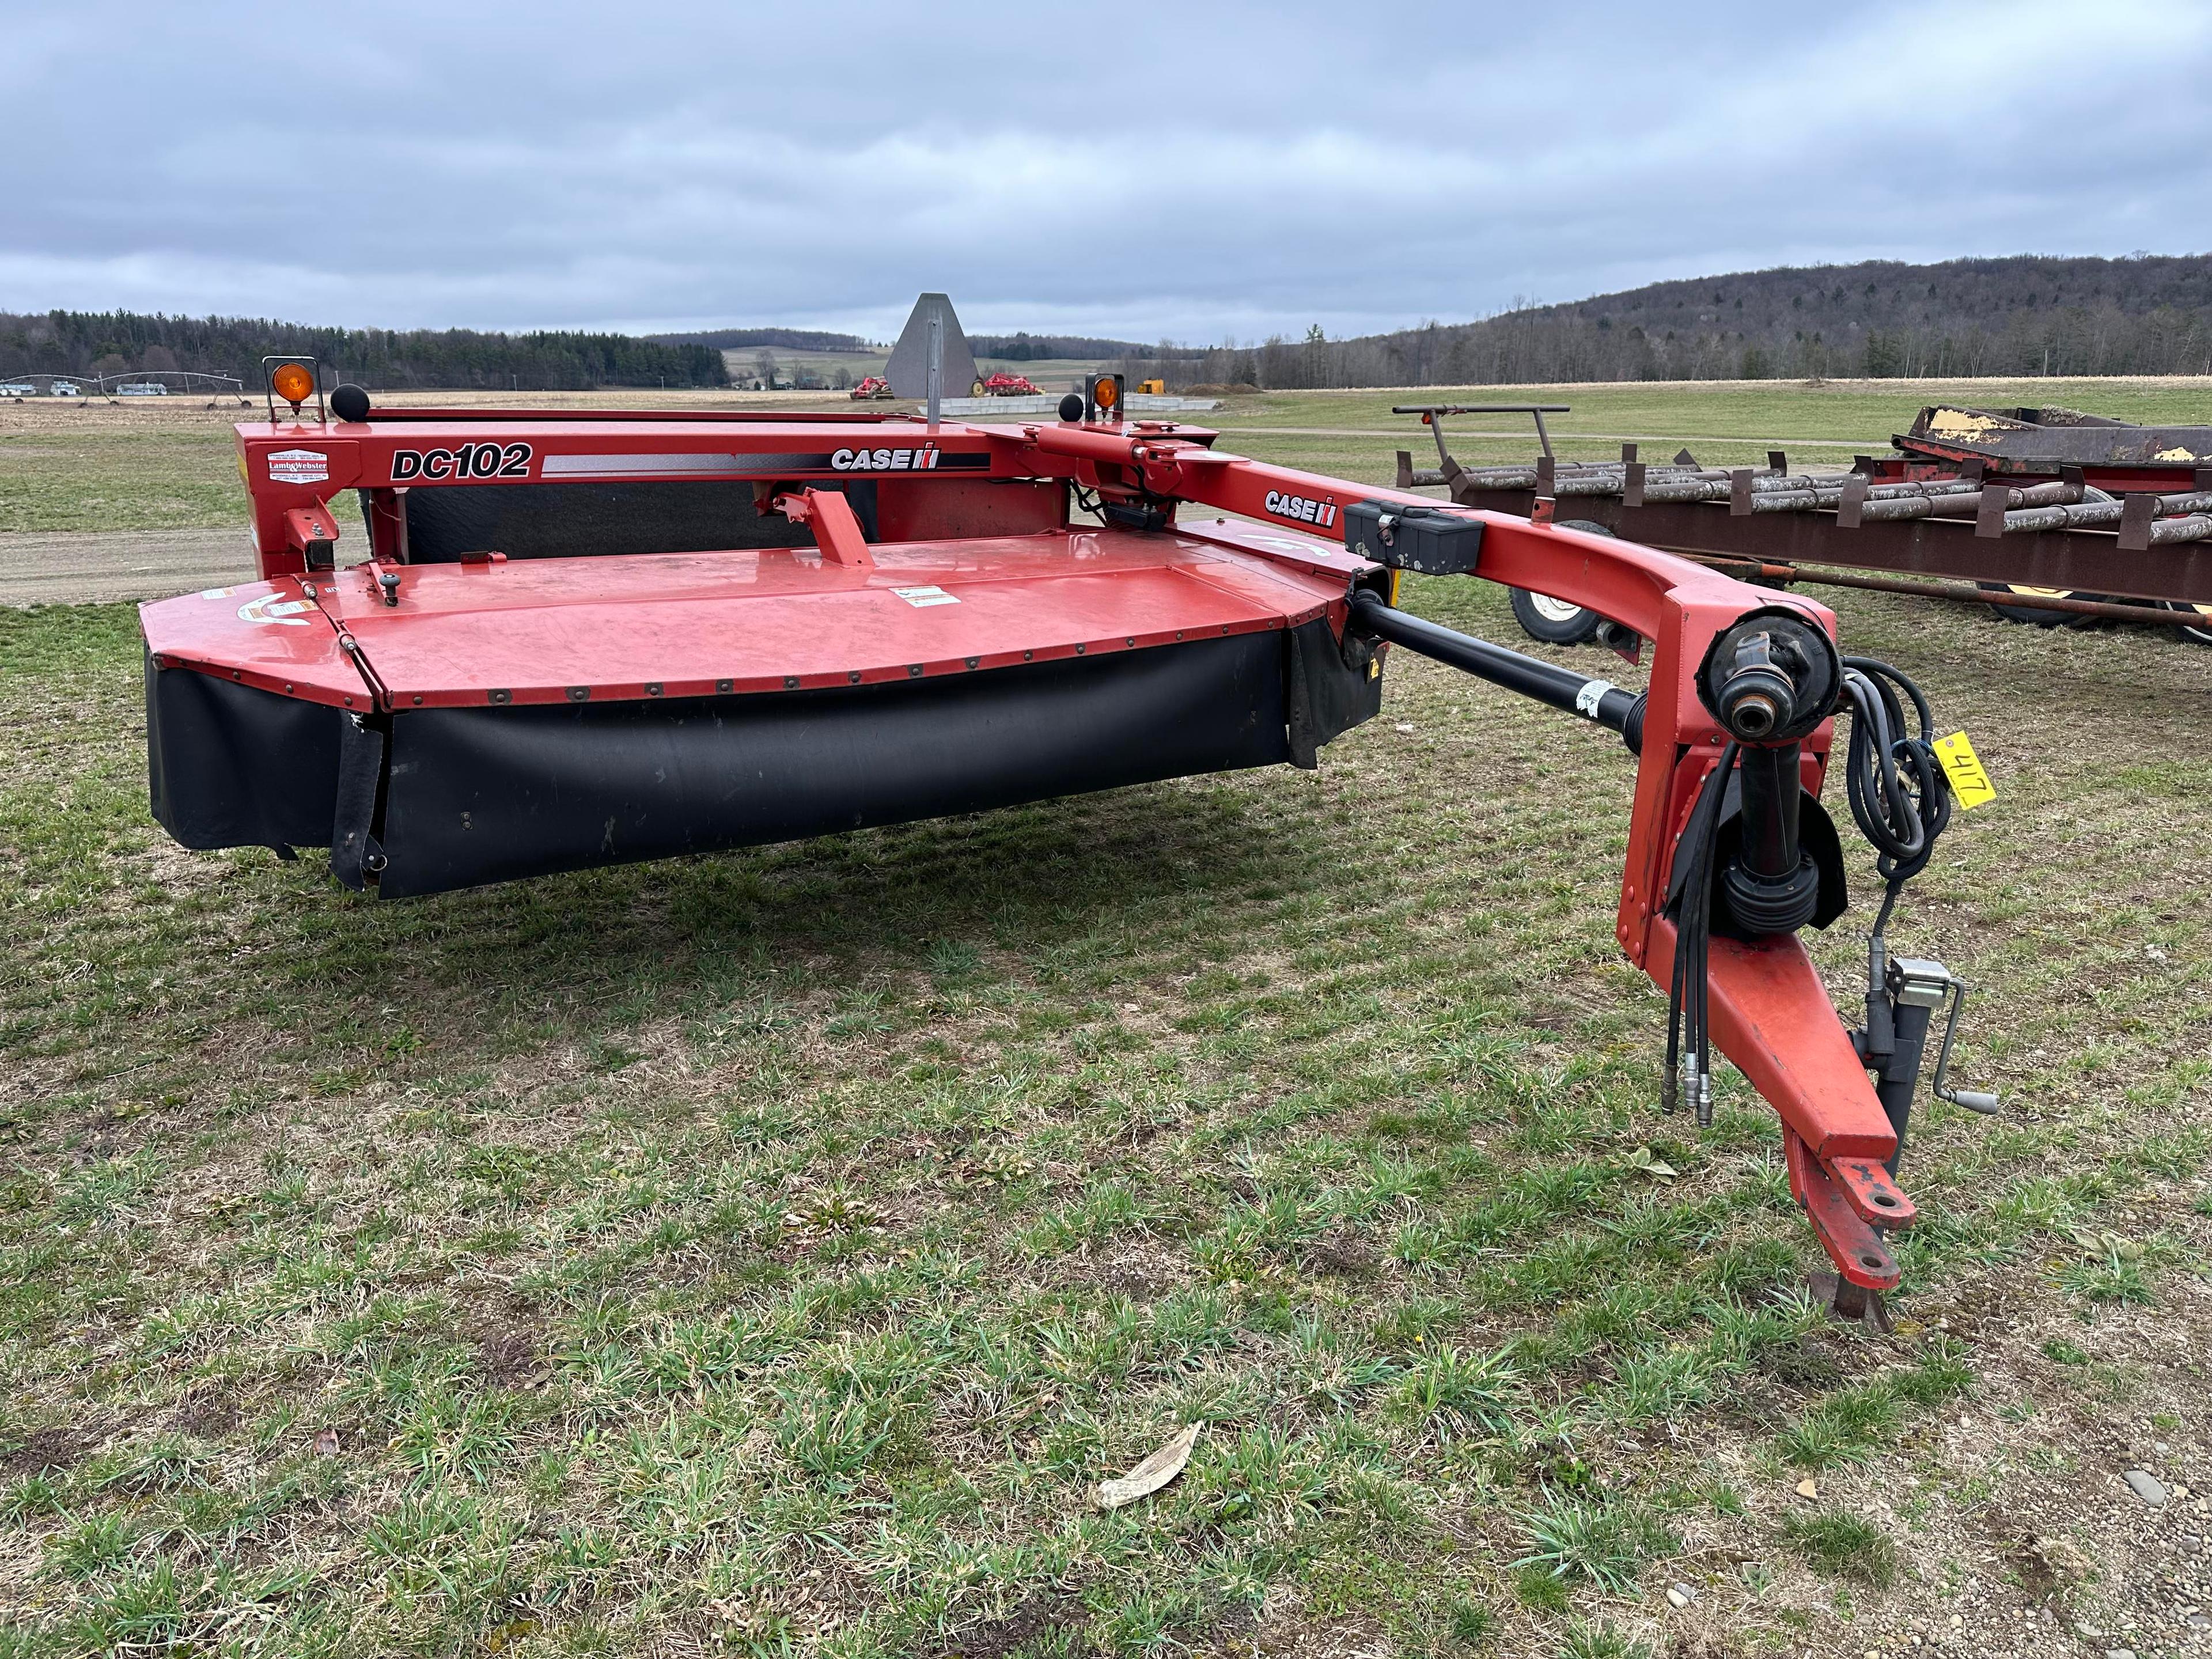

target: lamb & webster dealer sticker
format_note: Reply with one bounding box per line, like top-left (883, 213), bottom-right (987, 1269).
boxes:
top-left (267, 449), bottom-right (330, 485)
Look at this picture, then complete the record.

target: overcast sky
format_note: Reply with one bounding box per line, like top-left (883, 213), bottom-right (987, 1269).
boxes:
top-left (4, 0), bottom-right (2208, 343)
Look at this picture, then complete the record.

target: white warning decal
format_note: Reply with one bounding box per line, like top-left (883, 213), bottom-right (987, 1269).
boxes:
top-left (268, 448), bottom-right (329, 485)
top-left (237, 594), bottom-right (318, 627)
top-left (891, 585), bottom-right (959, 607)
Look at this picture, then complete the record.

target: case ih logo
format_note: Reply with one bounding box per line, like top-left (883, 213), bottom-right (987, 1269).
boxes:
top-left (267, 449), bottom-right (329, 486)
top-left (830, 444), bottom-right (942, 472)
top-left (1264, 490), bottom-right (1336, 528)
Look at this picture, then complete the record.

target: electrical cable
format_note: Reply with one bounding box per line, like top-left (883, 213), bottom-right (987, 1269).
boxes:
top-left (1665, 656), bottom-right (1950, 1125)
top-left (1838, 654), bottom-right (1952, 926)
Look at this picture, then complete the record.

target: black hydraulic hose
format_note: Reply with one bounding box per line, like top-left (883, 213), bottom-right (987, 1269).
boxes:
top-left (1346, 590), bottom-right (1645, 748)
top-left (1664, 740), bottom-right (1739, 1126)
top-left (1839, 656), bottom-right (1950, 888)
top-left (1833, 655), bottom-right (1953, 1091)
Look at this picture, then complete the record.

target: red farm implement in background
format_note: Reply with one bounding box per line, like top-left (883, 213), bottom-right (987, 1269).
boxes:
top-left (1402, 402), bottom-right (2212, 645)
top-left (139, 362), bottom-right (1998, 1317)
top-left (849, 375), bottom-right (894, 400)
top-left (972, 370), bottom-right (1043, 397)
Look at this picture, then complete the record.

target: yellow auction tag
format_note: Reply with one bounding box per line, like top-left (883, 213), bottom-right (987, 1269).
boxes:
top-left (1931, 731), bottom-right (1995, 810)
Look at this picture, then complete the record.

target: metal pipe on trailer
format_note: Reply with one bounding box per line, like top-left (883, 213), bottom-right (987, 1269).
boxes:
top-left (1440, 488), bottom-right (2212, 607)
top-left (1392, 402), bottom-right (2212, 612)
top-left (1673, 553), bottom-right (2212, 628)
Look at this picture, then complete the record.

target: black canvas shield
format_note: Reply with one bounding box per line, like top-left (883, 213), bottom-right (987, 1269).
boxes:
top-left (373, 630), bottom-right (1294, 897)
top-left (145, 654), bottom-right (346, 852)
top-left (1285, 617), bottom-right (1384, 768)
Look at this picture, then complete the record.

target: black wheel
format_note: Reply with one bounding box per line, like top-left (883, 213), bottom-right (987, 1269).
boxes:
top-left (1510, 518), bottom-right (1610, 644)
top-left (2162, 601), bottom-right (2212, 645)
top-left (1511, 586), bottom-right (1603, 643)
top-left (1979, 581), bottom-right (2091, 627)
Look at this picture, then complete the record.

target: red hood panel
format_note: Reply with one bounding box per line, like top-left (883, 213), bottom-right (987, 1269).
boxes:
top-left (139, 578), bottom-right (370, 709)
top-left (309, 529), bottom-right (1337, 707)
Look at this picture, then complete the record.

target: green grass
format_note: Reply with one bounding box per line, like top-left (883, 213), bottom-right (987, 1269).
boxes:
top-left (3, 380), bottom-right (2211, 1650)
top-left (12, 373), bottom-right (2212, 533)
top-left (1779, 1509), bottom-right (1900, 1586)
top-left (1199, 373), bottom-right (2212, 475)
top-left (0, 418), bottom-right (249, 533)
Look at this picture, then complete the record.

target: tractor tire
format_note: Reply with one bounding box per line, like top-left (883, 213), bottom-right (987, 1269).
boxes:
top-left (971, 378), bottom-right (987, 397)
top-left (2162, 601), bottom-right (2212, 646)
top-left (1979, 582), bottom-right (2094, 628)
top-left (1509, 519), bottom-right (1609, 645)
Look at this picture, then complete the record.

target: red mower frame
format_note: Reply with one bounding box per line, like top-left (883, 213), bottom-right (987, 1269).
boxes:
top-left (190, 399), bottom-right (1961, 1293)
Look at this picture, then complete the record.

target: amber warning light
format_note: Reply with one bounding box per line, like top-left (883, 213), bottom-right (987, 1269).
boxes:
top-left (271, 363), bottom-right (315, 408)
top-left (1084, 374), bottom-right (1124, 422)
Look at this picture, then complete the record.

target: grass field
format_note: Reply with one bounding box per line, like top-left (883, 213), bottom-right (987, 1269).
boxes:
top-left (2, 381), bottom-right (2210, 1657)
top-left (12, 374), bottom-right (2212, 537)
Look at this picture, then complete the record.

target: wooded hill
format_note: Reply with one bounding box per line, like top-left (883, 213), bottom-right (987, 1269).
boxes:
top-left (969, 332), bottom-right (1169, 362)
top-left (0, 310), bottom-right (726, 391)
top-left (645, 327), bottom-right (875, 353)
top-left (1165, 254), bottom-right (2212, 389)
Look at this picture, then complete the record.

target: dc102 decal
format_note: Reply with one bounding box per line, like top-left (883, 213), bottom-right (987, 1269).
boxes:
top-left (1263, 489), bottom-right (1338, 528)
top-left (392, 443), bottom-right (534, 482)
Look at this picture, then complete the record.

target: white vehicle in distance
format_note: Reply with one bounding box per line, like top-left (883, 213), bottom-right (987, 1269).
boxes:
top-left (48, 380), bottom-right (82, 397)
top-left (116, 381), bottom-right (169, 396)
top-left (0, 381), bottom-right (33, 398)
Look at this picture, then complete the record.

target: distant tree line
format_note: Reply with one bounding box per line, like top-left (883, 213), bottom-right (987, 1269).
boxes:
top-left (1156, 255), bottom-right (2212, 389)
top-left (647, 327), bottom-right (874, 352)
top-left (972, 331), bottom-right (1178, 362)
top-left (0, 310), bottom-right (726, 391)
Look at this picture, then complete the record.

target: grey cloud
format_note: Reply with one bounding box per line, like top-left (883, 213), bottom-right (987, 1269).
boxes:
top-left (3, 0), bottom-right (2209, 340)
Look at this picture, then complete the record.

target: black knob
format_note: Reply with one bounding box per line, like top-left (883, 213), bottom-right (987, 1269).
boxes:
top-left (1057, 392), bottom-right (1084, 422)
top-left (331, 384), bottom-right (372, 423)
